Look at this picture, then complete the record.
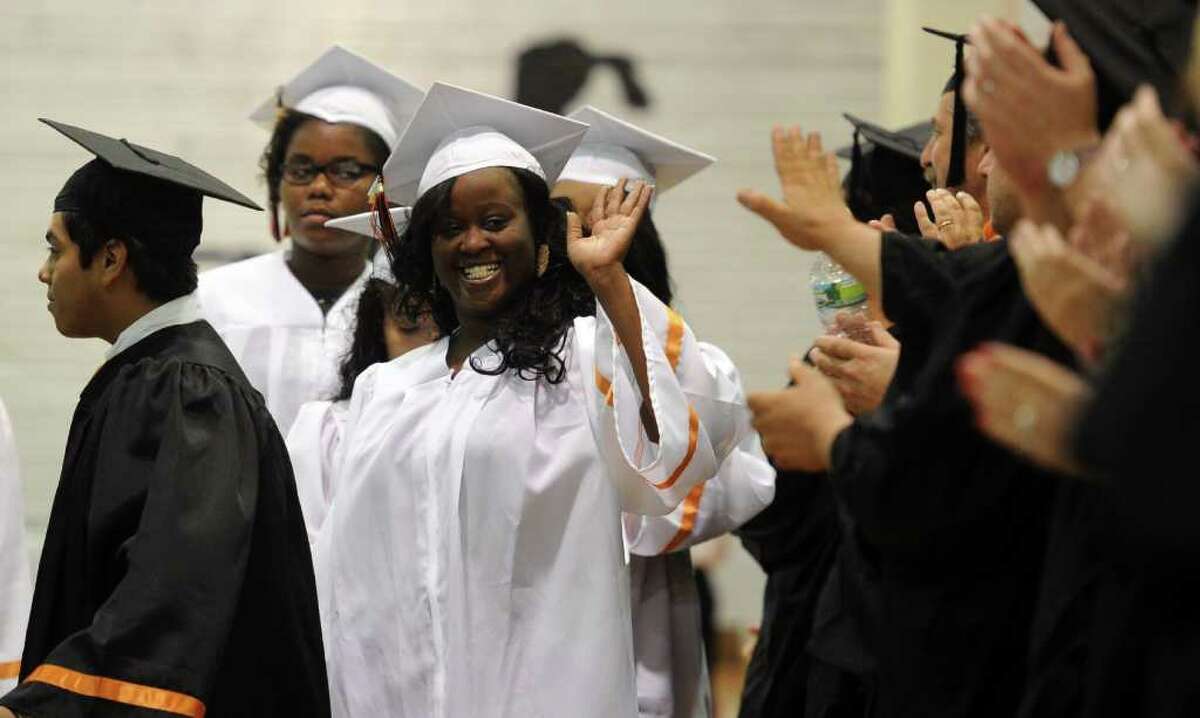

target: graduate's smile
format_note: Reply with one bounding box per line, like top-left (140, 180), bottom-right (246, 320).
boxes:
top-left (458, 261), bottom-right (502, 284)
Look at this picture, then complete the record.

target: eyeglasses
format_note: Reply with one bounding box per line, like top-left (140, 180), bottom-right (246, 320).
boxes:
top-left (281, 159), bottom-right (380, 188)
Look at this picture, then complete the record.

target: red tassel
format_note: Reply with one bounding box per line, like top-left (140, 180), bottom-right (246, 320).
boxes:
top-left (372, 189), bottom-right (401, 245)
top-left (269, 201), bottom-right (282, 242)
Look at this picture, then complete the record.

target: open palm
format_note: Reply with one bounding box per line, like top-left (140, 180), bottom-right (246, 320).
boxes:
top-left (567, 178), bottom-right (653, 280)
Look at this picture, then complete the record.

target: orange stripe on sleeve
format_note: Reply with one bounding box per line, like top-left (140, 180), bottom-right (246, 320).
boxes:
top-left (664, 308), bottom-right (685, 371)
top-left (654, 407), bottom-right (700, 490)
top-left (661, 483), bottom-right (706, 553)
top-left (25, 664), bottom-right (206, 718)
top-left (0, 660), bottom-right (19, 680)
top-left (594, 369), bottom-right (614, 407)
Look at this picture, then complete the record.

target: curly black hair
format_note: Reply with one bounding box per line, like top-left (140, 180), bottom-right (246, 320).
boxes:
top-left (333, 277), bottom-right (396, 401)
top-left (384, 168), bottom-right (595, 383)
top-left (260, 109), bottom-right (391, 241)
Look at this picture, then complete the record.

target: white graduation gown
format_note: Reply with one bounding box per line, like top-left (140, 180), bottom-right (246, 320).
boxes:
top-left (286, 399), bottom-right (350, 551)
top-left (625, 343), bottom-right (776, 718)
top-left (0, 399), bottom-right (32, 691)
top-left (315, 279), bottom-right (748, 718)
top-left (197, 249), bottom-right (369, 435)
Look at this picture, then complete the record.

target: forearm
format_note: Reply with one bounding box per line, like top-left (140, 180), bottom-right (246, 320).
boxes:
top-left (813, 219), bottom-right (885, 313)
top-left (589, 266), bottom-right (660, 442)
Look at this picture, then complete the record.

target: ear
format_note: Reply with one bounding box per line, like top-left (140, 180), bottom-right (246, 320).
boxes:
top-left (536, 243), bottom-right (550, 277)
top-left (99, 239), bottom-right (129, 288)
top-left (977, 146), bottom-right (995, 178)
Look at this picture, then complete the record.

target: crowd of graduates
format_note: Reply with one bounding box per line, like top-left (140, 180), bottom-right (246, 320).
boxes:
top-left (1, 2), bottom-right (1199, 716)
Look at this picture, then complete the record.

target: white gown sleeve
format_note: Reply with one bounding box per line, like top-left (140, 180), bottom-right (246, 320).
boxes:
top-left (582, 277), bottom-right (750, 516)
top-left (624, 343), bottom-right (776, 555)
top-left (286, 400), bottom-right (346, 551)
top-left (0, 399), bottom-right (32, 690)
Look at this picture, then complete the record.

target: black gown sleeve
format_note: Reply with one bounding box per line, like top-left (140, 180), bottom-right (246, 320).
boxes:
top-left (2, 360), bottom-right (261, 717)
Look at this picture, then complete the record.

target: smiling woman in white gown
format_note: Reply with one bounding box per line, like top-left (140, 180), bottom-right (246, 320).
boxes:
top-left (313, 83), bottom-right (750, 718)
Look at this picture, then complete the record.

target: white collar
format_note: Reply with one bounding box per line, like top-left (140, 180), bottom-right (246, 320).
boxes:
top-left (105, 293), bottom-right (204, 360)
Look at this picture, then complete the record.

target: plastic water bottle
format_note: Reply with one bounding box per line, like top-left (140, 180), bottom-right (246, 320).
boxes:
top-left (810, 253), bottom-right (870, 333)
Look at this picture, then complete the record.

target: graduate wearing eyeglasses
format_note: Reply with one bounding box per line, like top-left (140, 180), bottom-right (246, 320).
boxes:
top-left (198, 47), bottom-right (424, 434)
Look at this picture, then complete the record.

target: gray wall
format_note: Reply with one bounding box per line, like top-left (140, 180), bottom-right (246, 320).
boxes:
top-left (1, 0), bottom-right (886, 628)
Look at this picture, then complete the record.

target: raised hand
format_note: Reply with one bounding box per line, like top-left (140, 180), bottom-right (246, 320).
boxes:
top-left (737, 126), bottom-right (854, 251)
top-left (1105, 86), bottom-right (1200, 245)
top-left (748, 356), bottom-right (853, 472)
top-left (964, 19), bottom-right (1100, 196)
top-left (567, 178), bottom-right (653, 285)
top-left (1010, 219), bottom-right (1127, 363)
top-left (957, 343), bottom-right (1091, 476)
top-left (915, 189), bottom-right (986, 249)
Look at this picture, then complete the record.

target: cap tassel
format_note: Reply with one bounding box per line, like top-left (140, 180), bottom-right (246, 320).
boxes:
top-left (369, 177), bottom-right (401, 244)
top-left (947, 40), bottom-right (968, 188)
top-left (269, 201), bottom-right (282, 242)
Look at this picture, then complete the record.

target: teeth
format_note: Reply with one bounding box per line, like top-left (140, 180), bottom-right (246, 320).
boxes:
top-left (461, 263), bottom-right (500, 281)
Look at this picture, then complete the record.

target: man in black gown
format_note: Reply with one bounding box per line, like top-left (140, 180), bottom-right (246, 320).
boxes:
top-left (0, 120), bottom-right (330, 717)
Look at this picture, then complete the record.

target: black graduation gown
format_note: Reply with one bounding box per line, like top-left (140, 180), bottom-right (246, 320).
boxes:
top-left (736, 467), bottom-right (841, 718)
top-left (828, 234), bottom-right (1072, 718)
top-left (0, 321), bottom-right (330, 718)
top-left (1066, 200), bottom-right (1200, 717)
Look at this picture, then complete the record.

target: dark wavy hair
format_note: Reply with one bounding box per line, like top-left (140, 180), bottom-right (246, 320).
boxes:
top-left (333, 277), bottom-right (396, 401)
top-left (62, 211), bottom-right (197, 303)
top-left (260, 109), bottom-right (390, 241)
top-left (385, 168), bottom-right (595, 383)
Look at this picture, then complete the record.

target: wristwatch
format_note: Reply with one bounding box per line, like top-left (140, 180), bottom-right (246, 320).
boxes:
top-left (1047, 149), bottom-right (1082, 189)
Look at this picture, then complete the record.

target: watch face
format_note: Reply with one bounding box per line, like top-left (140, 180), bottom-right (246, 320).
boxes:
top-left (1048, 150), bottom-right (1081, 188)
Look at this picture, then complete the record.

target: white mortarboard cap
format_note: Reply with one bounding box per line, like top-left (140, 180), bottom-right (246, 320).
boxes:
top-left (381, 82), bottom-right (589, 206)
top-left (558, 105), bottom-right (715, 193)
top-left (248, 45), bottom-right (424, 150)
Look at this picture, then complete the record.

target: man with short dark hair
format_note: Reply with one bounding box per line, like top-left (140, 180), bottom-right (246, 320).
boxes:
top-left (0, 120), bottom-right (330, 718)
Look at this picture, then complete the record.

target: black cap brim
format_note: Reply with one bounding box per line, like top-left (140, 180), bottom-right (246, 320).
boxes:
top-left (836, 114), bottom-right (932, 162)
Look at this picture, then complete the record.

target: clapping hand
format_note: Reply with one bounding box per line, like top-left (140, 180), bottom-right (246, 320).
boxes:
top-left (738, 126), bottom-right (854, 251)
top-left (957, 343), bottom-right (1090, 476)
top-left (915, 189), bottom-right (986, 249)
top-left (810, 316), bottom-right (900, 415)
top-left (749, 357), bottom-right (853, 472)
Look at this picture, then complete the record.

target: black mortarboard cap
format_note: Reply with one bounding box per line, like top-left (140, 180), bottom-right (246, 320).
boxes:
top-left (42, 118), bottom-right (260, 255)
top-left (923, 27), bottom-right (972, 188)
top-left (1032, 0), bottom-right (1197, 129)
top-left (836, 114), bottom-right (933, 235)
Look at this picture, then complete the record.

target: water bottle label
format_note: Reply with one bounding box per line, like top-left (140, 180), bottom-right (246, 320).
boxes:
top-left (813, 279), bottom-right (867, 309)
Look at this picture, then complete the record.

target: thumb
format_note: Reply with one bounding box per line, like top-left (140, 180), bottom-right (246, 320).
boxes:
top-left (914, 201), bottom-right (938, 239)
top-left (1053, 22), bottom-right (1091, 74)
top-left (738, 189), bottom-right (792, 229)
top-left (566, 211), bottom-right (584, 243)
top-left (870, 322), bottom-right (899, 349)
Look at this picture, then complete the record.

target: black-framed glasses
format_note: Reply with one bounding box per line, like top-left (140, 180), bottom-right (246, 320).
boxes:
top-left (281, 159), bottom-right (380, 188)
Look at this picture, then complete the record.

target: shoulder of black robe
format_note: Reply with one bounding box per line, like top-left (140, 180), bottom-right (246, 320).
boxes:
top-left (827, 237), bottom-right (1076, 718)
top-left (0, 321), bottom-right (330, 718)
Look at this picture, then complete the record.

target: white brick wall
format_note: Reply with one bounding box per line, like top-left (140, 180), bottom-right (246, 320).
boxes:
top-left (1, 0), bottom-right (890, 628)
